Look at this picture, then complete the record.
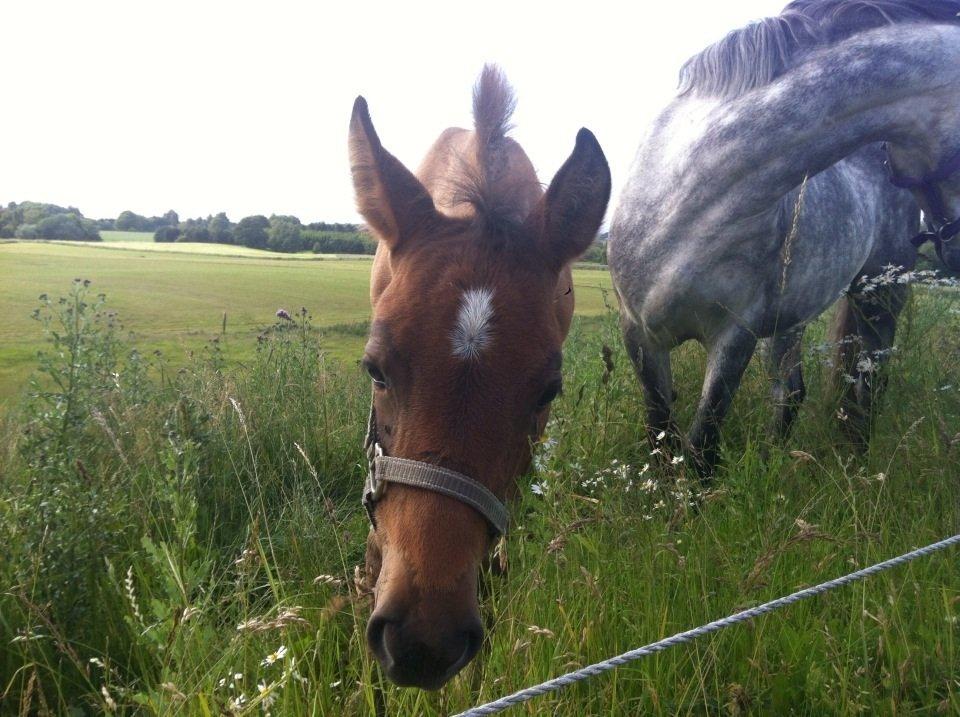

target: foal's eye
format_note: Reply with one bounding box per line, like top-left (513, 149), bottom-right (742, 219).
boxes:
top-left (363, 359), bottom-right (388, 389)
top-left (536, 380), bottom-right (563, 409)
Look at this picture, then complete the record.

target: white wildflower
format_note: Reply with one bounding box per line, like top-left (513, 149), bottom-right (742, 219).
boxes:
top-left (228, 694), bottom-right (247, 710)
top-left (313, 575), bottom-right (343, 587)
top-left (124, 566), bottom-right (143, 625)
top-left (101, 685), bottom-right (117, 711)
top-left (262, 645), bottom-right (288, 667)
top-left (527, 625), bottom-right (555, 638)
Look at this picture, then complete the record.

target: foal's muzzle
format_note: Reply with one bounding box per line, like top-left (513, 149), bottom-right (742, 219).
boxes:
top-left (367, 609), bottom-right (483, 689)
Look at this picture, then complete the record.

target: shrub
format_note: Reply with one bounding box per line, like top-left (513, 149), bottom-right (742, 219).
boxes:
top-left (3, 202), bottom-right (100, 240)
top-left (179, 218), bottom-right (211, 243)
top-left (14, 223), bottom-right (39, 239)
top-left (579, 240), bottom-right (607, 264)
top-left (235, 215), bottom-right (270, 249)
top-left (267, 218), bottom-right (305, 252)
top-left (305, 230), bottom-right (377, 255)
top-left (154, 225), bottom-right (181, 242)
top-left (208, 212), bottom-right (234, 244)
top-left (115, 210), bottom-right (151, 231)
top-left (35, 213), bottom-right (101, 241)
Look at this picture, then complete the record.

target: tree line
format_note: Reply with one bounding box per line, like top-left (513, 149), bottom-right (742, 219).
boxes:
top-left (0, 202), bottom-right (374, 255)
top-left (1, 201), bottom-right (608, 261)
top-left (0, 202), bottom-right (101, 241)
top-left (150, 212), bottom-right (375, 254)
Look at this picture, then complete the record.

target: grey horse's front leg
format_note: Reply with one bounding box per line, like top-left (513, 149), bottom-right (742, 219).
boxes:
top-left (688, 325), bottom-right (757, 478)
top-left (764, 326), bottom-right (807, 441)
top-left (621, 316), bottom-right (678, 450)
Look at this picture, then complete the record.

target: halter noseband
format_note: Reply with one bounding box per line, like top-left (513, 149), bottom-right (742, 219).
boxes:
top-left (362, 402), bottom-right (509, 537)
top-left (885, 144), bottom-right (960, 250)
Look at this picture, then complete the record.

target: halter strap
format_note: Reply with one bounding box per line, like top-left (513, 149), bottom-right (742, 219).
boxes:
top-left (362, 401), bottom-right (509, 536)
top-left (909, 217), bottom-right (960, 248)
top-left (887, 146), bottom-right (960, 190)
top-left (885, 144), bottom-right (960, 250)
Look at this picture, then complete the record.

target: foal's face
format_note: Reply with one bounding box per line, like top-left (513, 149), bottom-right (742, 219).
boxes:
top-left (349, 95), bottom-right (609, 689)
top-left (363, 240), bottom-right (565, 688)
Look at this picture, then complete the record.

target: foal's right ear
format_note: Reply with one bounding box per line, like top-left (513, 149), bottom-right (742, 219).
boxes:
top-left (349, 97), bottom-right (440, 250)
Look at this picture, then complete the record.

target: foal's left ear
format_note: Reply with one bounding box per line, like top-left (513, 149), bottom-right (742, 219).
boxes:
top-left (526, 128), bottom-right (611, 270)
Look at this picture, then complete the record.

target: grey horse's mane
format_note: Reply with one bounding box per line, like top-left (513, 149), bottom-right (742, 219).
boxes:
top-left (679, 0), bottom-right (960, 98)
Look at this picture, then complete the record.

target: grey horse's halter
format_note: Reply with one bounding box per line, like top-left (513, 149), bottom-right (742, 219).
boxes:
top-left (362, 402), bottom-right (509, 537)
top-left (885, 144), bottom-right (960, 251)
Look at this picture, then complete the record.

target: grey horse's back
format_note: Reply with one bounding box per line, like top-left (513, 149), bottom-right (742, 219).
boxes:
top-left (757, 143), bottom-right (919, 334)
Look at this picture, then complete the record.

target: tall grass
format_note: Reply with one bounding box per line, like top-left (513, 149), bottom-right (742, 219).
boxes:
top-left (1, 280), bottom-right (958, 715)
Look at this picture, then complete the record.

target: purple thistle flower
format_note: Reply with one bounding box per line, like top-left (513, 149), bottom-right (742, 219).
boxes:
top-left (276, 308), bottom-right (292, 321)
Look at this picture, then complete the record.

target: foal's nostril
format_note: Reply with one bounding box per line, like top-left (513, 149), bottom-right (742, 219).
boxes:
top-left (458, 619), bottom-right (483, 670)
top-left (366, 613), bottom-right (392, 663)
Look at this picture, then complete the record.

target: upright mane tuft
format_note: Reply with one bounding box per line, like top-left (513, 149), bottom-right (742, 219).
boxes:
top-left (473, 64), bottom-right (517, 154)
top-left (679, 0), bottom-right (960, 99)
top-left (450, 65), bottom-right (529, 235)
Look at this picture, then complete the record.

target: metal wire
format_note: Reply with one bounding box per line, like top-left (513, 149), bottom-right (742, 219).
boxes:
top-left (456, 534), bottom-right (960, 716)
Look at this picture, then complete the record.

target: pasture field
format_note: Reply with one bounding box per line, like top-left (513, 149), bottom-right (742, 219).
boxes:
top-left (100, 231), bottom-right (155, 243)
top-left (45, 237), bottom-right (352, 259)
top-left (1, 243), bottom-right (958, 715)
top-left (0, 240), bottom-right (613, 405)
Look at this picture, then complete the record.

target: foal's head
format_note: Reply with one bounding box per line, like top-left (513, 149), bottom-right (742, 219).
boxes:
top-left (349, 67), bottom-right (610, 689)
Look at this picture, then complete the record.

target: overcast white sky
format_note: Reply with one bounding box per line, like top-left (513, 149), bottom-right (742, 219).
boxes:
top-left (3, 0), bottom-right (785, 224)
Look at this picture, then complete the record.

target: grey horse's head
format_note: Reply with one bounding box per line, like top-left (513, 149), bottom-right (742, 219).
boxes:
top-left (886, 143), bottom-right (960, 273)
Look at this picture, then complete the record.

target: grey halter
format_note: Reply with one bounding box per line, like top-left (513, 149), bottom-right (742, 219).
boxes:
top-left (362, 403), bottom-right (510, 536)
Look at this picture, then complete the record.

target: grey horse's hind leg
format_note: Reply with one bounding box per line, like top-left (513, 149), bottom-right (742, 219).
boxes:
top-left (830, 283), bottom-right (908, 447)
top-left (621, 316), bottom-right (677, 448)
top-left (765, 326), bottom-right (807, 441)
top-left (688, 325), bottom-right (758, 478)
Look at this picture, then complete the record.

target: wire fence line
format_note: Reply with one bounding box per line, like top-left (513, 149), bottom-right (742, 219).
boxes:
top-left (455, 534), bottom-right (960, 717)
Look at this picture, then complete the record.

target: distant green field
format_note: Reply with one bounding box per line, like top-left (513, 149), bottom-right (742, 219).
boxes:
top-left (0, 241), bottom-right (612, 404)
top-left (100, 230), bottom-right (155, 242)
top-left (59, 237), bottom-right (345, 259)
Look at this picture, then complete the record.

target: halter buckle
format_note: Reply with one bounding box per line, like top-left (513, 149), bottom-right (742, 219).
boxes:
top-left (363, 441), bottom-right (386, 527)
top-left (937, 218), bottom-right (960, 244)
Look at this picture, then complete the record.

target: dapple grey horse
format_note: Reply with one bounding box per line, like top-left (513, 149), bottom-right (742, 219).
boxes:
top-left (609, 0), bottom-right (960, 476)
